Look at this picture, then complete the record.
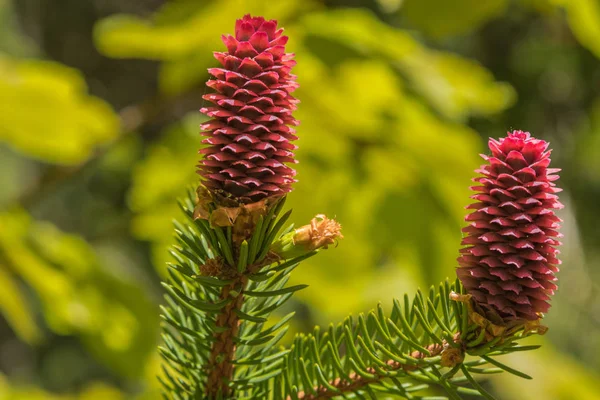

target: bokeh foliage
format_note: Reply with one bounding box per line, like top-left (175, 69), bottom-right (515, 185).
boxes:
top-left (1, 0), bottom-right (599, 398)
top-left (0, 57), bottom-right (119, 164)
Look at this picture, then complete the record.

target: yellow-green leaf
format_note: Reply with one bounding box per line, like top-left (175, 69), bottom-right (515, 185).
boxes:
top-left (94, 0), bottom-right (315, 60)
top-left (0, 265), bottom-right (40, 344)
top-left (551, 0), bottom-right (600, 59)
top-left (299, 9), bottom-right (516, 120)
top-left (0, 209), bottom-right (158, 378)
top-left (0, 56), bottom-right (119, 164)
top-left (400, 0), bottom-right (508, 39)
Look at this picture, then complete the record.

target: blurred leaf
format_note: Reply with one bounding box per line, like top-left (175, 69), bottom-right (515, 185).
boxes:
top-left (400, 0), bottom-right (508, 38)
top-left (94, 0), bottom-right (317, 94)
top-left (576, 100), bottom-right (600, 183)
top-left (0, 0), bottom-right (37, 56)
top-left (129, 113), bottom-right (203, 275)
top-left (95, 0), bottom-right (314, 60)
top-left (0, 264), bottom-right (40, 344)
top-left (491, 339), bottom-right (600, 400)
top-left (135, 353), bottom-right (163, 400)
top-left (0, 146), bottom-right (38, 206)
top-left (78, 384), bottom-right (125, 400)
top-left (400, 51), bottom-right (516, 121)
top-left (158, 53), bottom-right (211, 95)
top-left (0, 56), bottom-right (119, 164)
top-left (377, 0), bottom-right (403, 14)
top-left (299, 9), bottom-right (516, 121)
top-left (0, 209), bottom-right (158, 378)
top-left (0, 375), bottom-right (128, 400)
top-left (551, 0), bottom-right (600, 59)
top-left (280, 55), bottom-right (483, 319)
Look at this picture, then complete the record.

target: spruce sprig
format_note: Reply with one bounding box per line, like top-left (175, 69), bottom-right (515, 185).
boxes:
top-left (159, 189), bottom-right (323, 399)
top-left (159, 190), bottom-right (547, 400)
top-left (275, 280), bottom-right (543, 400)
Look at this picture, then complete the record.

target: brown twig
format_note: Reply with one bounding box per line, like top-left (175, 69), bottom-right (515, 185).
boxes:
top-left (203, 260), bottom-right (270, 397)
top-left (204, 276), bottom-right (246, 397)
top-left (293, 340), bottom-right (462, 400)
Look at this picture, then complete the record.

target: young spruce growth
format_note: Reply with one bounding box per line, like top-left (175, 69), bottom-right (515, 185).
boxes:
top-left (159, 15), bottom-right (562, 400)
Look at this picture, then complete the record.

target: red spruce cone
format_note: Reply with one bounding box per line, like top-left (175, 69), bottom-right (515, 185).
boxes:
top-left (457, 130), bottom-right (563, 321)
top-left (198, 14), bottom-right (299, 204)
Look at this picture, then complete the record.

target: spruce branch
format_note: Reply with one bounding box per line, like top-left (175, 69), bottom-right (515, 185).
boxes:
top-left (293, 344), bottom-right (448, 400)
top-left (271, 130), bottom-right (562, 399)
top-left (204, 276), bottom-right (244, 397)
top-left (275, 280), bottom-right (546, 400)
top-left (159, 189), bottom-right (342, 399)
top-left (159, 14), bottom-right (311, 398)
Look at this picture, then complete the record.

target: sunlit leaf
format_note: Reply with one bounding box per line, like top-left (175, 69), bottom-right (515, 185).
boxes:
top-left (0, 209), bottom-right (158, 378)
top-left (0, 264), bottom-right (40, 344)
top-left (551, 0), bottom-right (600, 59)
top-left (0, 56), bottom-right (119, 164)
top-left (129, 113), bottom-right (203, 275)
top-left (95, 0), bottom-right (314, 60)
top-left (400, 0), bottom-right (508, 38)
top-left (0, 374), bottom-right (128, 400)
top-left (299, 9), bottom-right (516, 121)
top-left (278, 56), bottom-right (482, 319)
top-left (94, 0), bottom-right (317, 95)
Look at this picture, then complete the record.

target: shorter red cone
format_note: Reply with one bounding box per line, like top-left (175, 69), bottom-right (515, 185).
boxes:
top-left (457, 130), bottom-right (562, 321)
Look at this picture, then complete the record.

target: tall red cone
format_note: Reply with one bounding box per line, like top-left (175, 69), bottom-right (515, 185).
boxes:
top-left (457, 130), bottom-right (563, 321)
top-left (199, 15), bottom-right (299, 204)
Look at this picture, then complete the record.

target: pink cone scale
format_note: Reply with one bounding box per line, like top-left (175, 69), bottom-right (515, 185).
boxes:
top-left (198, 15), bottom-right (299, 204)
top-left (457, 130), bottom-right (563, 321)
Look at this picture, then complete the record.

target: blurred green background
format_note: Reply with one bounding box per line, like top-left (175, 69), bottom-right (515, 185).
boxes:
top-left (0, 0), bottom-right (599, 398)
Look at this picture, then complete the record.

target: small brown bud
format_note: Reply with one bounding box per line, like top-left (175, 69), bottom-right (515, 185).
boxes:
top-left (199, 258), bottom-right (225, 277)
top-left (294, 215), bottom-right (343, 251)
top-left (441, 346), bottom-right (464, 368)
top-left (271, 215), bottom-right (343, 259)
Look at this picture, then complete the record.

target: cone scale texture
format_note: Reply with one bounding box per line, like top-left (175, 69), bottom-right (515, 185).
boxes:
top-left (457, 130), bottom-right (563, 321)
top-left (199, 15), bottom-right (299, 204)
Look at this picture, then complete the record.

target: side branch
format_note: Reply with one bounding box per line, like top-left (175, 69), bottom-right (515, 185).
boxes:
top-left (294, 343), bottom-right (452, 400)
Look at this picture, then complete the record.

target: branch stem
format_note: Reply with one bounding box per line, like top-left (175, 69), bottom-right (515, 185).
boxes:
top-left (204, 275), bottom-right (247, 397)
top-left (294, 343), bottom-right (446, 400)
top-left (203, 257), bottom-right (272, 398)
